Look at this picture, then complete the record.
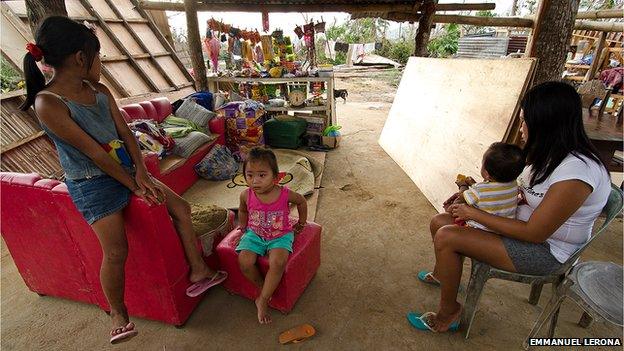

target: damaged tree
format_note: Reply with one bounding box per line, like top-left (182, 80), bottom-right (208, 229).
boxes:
top-left (526, 0), bottom-right (581, 84)
top-left (413, 0), bottom-right (437, 57)
top-left (25, 0), bottom-right (68, 36)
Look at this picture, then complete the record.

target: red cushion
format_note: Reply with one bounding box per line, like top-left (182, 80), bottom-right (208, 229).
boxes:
top-left (150, 97), bottom-right (172, 123)
top-left (0, 172), bottom-right (41, 186)
top-left (119, 109), bottom-right (132, 123)
top-left (139, 101), bottom-right (158, 121)
top-left (121, 104), bottom-right (147, 121)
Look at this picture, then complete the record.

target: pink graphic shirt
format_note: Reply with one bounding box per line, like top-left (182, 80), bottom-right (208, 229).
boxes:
top-left (247, 186), bottom-right (292, 240)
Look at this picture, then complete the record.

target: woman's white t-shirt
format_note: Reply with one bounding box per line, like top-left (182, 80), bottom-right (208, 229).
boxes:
top-left (516, 153), bottom-right (611, 263)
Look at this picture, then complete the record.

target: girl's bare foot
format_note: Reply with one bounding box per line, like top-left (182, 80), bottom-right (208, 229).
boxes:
top-left (255, 296), bottom-right (272, 324)
top-left (432, 302), bottom-right (462, 332)
top-left (189, 262), bottom-right (215, 283)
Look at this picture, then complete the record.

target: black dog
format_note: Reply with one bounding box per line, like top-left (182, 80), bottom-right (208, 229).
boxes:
top-left (334, 89), bottom-right (348, 104)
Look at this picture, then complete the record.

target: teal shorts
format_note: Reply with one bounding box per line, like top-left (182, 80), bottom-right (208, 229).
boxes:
top-left (236, 229), bottom-right (294, 256)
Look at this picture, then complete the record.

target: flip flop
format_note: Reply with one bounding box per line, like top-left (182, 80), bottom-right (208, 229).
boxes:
top-left (407, 312), bottom-right (460, 332)
top-left (279, 323), bottom-right (316, 344)
top-left (417, 271), bottom-right (440, 286)
top-left (186, 270), bottom-right (228, 297)
top-left (110, 322), bottom-right (138, 344)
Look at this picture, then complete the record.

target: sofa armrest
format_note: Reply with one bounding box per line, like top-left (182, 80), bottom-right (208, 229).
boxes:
top-left (208, 116), bottom-right (226, 145)
top-left (143, 152), bottom-right (161, 177)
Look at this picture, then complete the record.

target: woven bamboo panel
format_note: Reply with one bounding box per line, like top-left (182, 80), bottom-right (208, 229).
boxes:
top-left (0, 93), bottom-right (63, 178)
top-left (1, 95), bottom-right (40, 148)
top-left (1, 136), bottom-right (63, 179)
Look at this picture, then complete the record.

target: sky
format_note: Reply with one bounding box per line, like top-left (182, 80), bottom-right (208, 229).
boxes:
top-left (167, 0), bottom-right (517, 42)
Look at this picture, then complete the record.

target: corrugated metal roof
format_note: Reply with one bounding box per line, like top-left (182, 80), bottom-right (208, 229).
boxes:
top-left (457, 37), bottom-right (509, 58)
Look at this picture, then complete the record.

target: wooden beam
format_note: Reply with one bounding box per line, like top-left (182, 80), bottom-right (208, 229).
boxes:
top-left (102, 0), bottom-right (177, 88)
top-left (78, 0), bottom-right (162, 93)
top-left (184, 0), bottom-right (207, 91)
top-left (101, 63), bottom-right (131, 97)
top-left (574, 20), bottom-right (624, 32)
top-left (387, 13), bottom-right (620, 32)
top-left (576, 9), bottom-right (623, 19)
top-left (435, 3), bottom-right (495, 11)
top-left (138, 0), bottom-right (494, 13)
top-left (0, 89), bottom-right (26, 100)
top-left (130, 0), bottom-right (195, 83)
top-left (432, 14), bottom-right (534, 27)
top-left (383, 12), bottom-right (535, 27)
top-left (101, 52), bottom-right (171, 62)
top-left (585, 31), bottom-right (607, 81)
top-left (1, 131), bottom-right (45, 154)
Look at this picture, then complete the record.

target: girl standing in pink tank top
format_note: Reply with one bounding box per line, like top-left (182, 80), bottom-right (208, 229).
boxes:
top-left (236, 147), bottom-right (307, 324)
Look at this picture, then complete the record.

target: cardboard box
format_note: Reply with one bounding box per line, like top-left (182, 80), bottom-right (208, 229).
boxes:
top-left (322, 135), bottom-right (341, 148)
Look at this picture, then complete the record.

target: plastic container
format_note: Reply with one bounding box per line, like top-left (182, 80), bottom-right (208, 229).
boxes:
top-left (318, 64), bottom-right (333, 77)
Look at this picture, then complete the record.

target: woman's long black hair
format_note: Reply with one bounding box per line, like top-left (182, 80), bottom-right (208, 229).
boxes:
top-left (521, 81), bottom-right (608, 186)
top-left (20, 16), bottom-right (100, 111)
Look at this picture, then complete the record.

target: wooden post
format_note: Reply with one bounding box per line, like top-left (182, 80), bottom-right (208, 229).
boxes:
top-left (525, 0), bottom-right (581, 85)
top-left (585, 31), bottom-right (607, 81)
top-left (184, 0), bottom-right (207, 91)
top-left (414, 0), bottom-right (437, 57)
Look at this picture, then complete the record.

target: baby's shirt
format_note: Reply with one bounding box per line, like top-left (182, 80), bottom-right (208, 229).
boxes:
top-left (247, 186), bottom-right (292, 239)
top-left (462, 180), bottom-right (518, 231)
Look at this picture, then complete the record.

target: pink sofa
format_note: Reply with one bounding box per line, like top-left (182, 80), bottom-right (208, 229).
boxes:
top-left (1, 171), bottom-right (235, 325)
top-left (119, 97), bottom-right (226, 194)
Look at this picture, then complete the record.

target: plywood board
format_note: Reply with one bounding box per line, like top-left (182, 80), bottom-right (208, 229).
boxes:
top-left (378, 57), bottom-right (536, 213)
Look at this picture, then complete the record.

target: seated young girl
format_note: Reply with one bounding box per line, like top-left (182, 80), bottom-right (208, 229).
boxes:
top-left (236, 147), bottom-right (307, 324)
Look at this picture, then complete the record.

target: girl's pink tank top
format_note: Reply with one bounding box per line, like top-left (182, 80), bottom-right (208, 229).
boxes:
top-left (247, 186), bottom-right (292, 239)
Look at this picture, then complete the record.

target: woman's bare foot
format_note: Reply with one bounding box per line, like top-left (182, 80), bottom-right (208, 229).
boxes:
top-left (255, 296), bottom-right (272, 324)
top-left (189, 262), bottom-right (216, 283)
top-left (432, 302), bottom-right (462, 332)
top-left (109, 308), bottom-right (133, 336)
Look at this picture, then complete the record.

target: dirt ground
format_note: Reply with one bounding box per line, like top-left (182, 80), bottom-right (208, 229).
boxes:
top-left (2, 69), bottom-right (623, 350)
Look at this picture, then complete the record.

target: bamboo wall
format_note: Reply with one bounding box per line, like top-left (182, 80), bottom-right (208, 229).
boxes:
top-left (1, 92), bottom-right (63, 179)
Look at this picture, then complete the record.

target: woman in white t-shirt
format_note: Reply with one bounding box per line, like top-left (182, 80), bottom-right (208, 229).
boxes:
top-left (408, 81), bottom-right (611, 333)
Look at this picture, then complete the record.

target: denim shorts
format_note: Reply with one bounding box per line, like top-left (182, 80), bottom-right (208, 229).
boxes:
top-left (502, 237), bottom-right (563, 275)
top-left (65, 174), bottom-right (131, 225)
top-left (236, 229), bottom-right (294, 256)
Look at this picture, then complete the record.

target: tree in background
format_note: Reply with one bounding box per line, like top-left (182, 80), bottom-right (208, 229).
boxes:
top-left (426, 23), bottom-right (460, 58)
top-left (25, 0), bottom-right (68, 36)
top-left (579, 0), bottom-right (623, 9)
